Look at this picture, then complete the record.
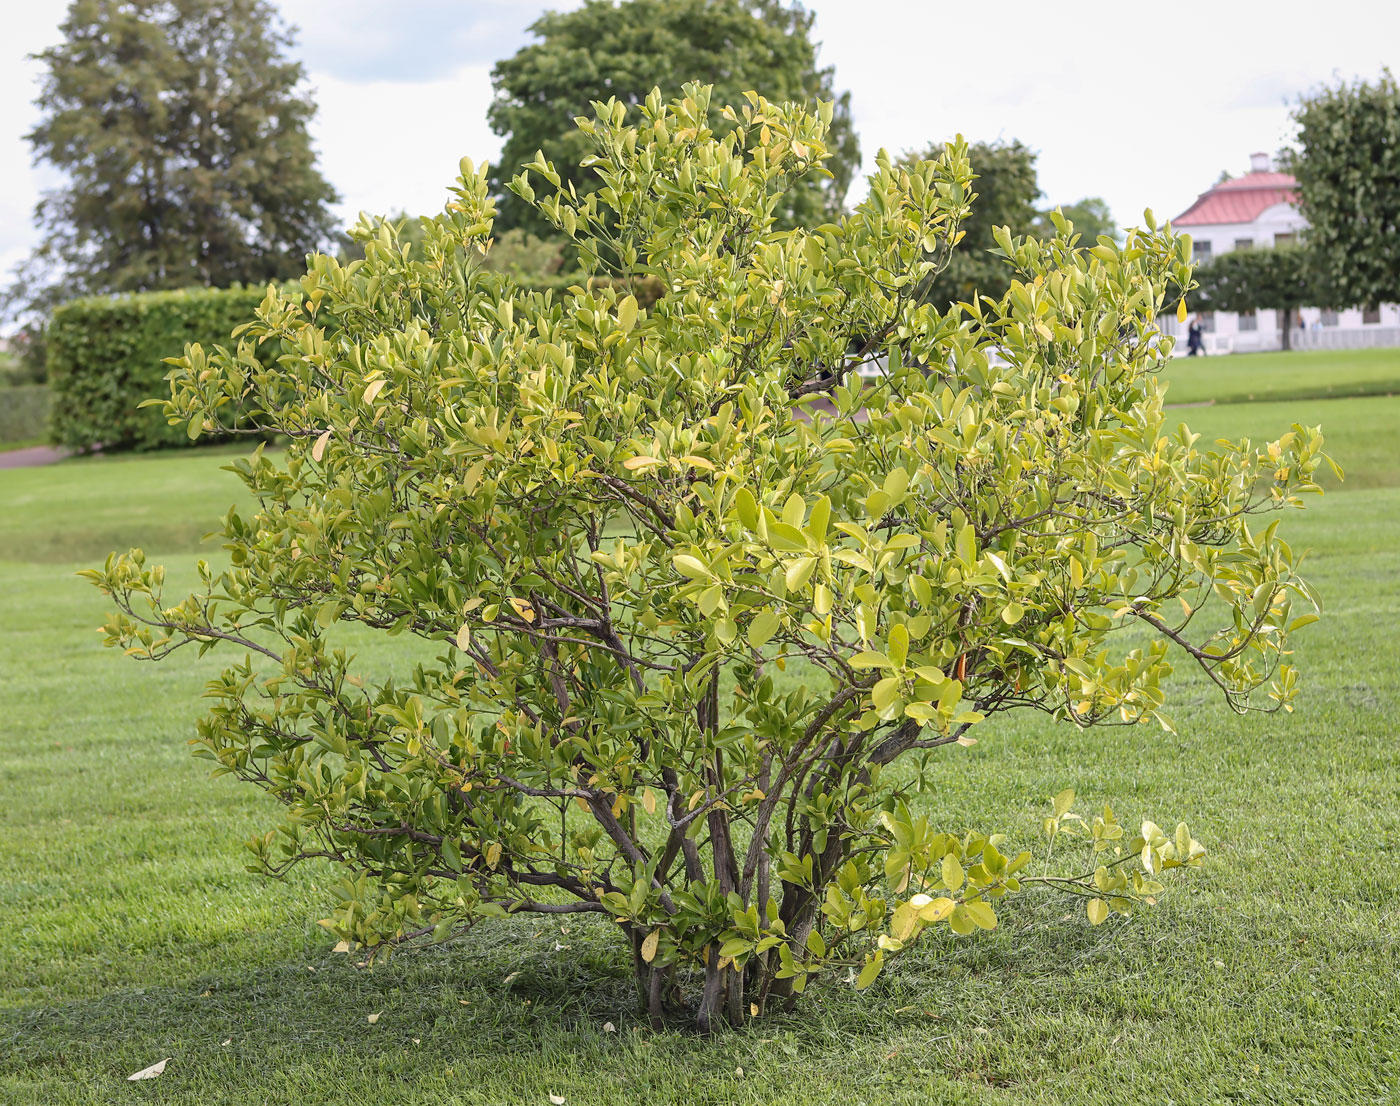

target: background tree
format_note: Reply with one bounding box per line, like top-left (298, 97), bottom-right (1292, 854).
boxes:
top-left (487, 0), bottom-right (859, 237)
top-left (8, 0), bottom-right (339, 319)
top-left (90, 87), bottom-right (1326, 1033)
top-left (898, 139), bottom-right (1040, 307)
top-left (1289, 69), bottom-right (1400, 310)
top-left (1193, 245), bottom-right (1313, 350)
top-left (1034, 196), bottom-right (1117, 245)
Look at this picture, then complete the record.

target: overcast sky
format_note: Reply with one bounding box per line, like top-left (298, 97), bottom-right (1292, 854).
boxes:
top-left (3, 0), bottom-right (1398, 288)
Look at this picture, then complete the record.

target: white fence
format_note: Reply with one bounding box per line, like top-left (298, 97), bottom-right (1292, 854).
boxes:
top-left (1290, 326), bottom-right (1400, 351)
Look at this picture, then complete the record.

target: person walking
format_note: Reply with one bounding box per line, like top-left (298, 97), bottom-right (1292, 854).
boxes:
top-left (1186, 315), bottom-right (1204, 356)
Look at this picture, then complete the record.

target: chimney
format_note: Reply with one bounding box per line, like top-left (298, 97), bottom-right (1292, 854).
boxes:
top-left (1250, 152), bottom-right (1271, 173)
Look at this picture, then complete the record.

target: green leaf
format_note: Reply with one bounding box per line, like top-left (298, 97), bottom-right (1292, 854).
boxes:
top-left (785, 555), bottom-right (817, 592)
top-left (747, 609), bottom-right (782, 649)
top-left (672, 553), bottom-right (711, 579)
top-left (887, 623), bottom-right (909, 667)
top-left (855, 951), bottom-right (884, 990)
top-left (732, 488), bottom-right (759, 530)
top-left (882, 467), bottom-right (910, 501)
top-left (956, 523), bottom-right (977, 567)
top-left (767, 522), bottom-right (809, 552)
top-left (871, 676), bottom-right (902, 713)
top-left (805, 495), bottom-right (832, 543)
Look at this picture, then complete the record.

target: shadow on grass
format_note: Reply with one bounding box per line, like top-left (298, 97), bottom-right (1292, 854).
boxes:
top-left (0, 903), bottom-right (1136, 1102)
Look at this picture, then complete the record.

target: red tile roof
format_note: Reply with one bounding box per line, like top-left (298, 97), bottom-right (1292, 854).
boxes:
top-left (1173, 171), bottom-right (1298, 226)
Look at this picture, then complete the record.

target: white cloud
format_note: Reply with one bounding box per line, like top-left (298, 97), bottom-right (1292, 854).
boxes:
top-left (306, 65), bottom-right (503, 237)
top-left (811, 0), bottom-right (1400, 228)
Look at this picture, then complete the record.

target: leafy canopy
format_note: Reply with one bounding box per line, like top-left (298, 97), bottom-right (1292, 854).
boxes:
top-left (1035, 196), bottom-right (1118, 246)
top-left (1193, 245), bottom-right (1314, 349)
top-left (897, 140), bottom-right (1041, 308)
top-left (488, 0), bottom-right (859, 238)
top-left (900, 140), bottom-right (1118, 307)
top-left (9, 0), bottom-right (339, 318)
top-left (89, 85), bottom-right (1328, 1033)
top-left (1290, 69), bottom-right (1400, 310)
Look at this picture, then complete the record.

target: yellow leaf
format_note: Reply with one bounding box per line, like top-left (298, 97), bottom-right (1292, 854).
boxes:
top-left (616, 294), bottom-right (638, 333)
top-left (641, 930), bottom-right (660, 962)
top-left (311, 429), bottom-right (331, 462)
top-left (622, 455), bottom-right (663, 471)
top-left (363, 378), bottom-right (387, 404)
top-left (1177, 298), bottom-right (1189, 323)
top-left (455, 622), bottom-right (471, 651)
top-left (367, 1012), bottom-right (381, 1024)
top-left (671, 554), bottom-right (710, 579)
top-left (941, 853), bottom-right (964, 891)
top-left (917, 896), bottom-right (956, 923)
top-left (642, 788), bottom-right (657, 815)
top-left (484, 842), bottom-right (502, 869)
top-left (1087, 898), bottom-right (1109, 925)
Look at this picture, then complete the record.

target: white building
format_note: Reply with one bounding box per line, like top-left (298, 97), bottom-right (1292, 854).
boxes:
top-left (1165, 153), bottom-right (1400, 353)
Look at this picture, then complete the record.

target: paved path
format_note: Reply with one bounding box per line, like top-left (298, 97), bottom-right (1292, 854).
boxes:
top-left (0, 445), bottom-right (70, 470)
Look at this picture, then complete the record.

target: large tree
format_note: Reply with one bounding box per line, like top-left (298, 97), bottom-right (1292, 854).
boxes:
top-left (1192, 245), bottom-right (1313, 350)
top-left (898, 140), bottom-right (1040, 307)
top-left (1290, 70), bottom-right (1400, 310)
top-left (11, 0), bottom-right (339, 316)
top-left (487, 0), bottom-right (859, 237)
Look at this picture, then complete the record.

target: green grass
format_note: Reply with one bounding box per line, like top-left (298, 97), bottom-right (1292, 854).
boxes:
top-left (1160, 346), bottom-right (1400, 406)
top-left (2, 391), bottom-right (1398, 1102)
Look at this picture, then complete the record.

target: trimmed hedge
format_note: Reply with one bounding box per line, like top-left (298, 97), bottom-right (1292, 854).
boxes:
top-left (46, 286), bottom-right (271, 452)
top-left (0, 385), bottom-right (51, 447)
top-left (45, 275), bottom-right (662, 453)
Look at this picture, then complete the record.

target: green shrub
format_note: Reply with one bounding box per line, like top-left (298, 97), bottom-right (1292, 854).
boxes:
top-left (0, 385), bottom-right (51, 446)
top-left (89, 86), bottom-right (1328, 1032)
top-left (46, 286), bottom-right (273, 451)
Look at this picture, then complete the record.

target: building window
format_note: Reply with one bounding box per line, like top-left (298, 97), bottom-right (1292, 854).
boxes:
top-left (1238, 311), bottom-right (1258, 332)
top-left (1321, 310), bottom-right (1339, 327)
top-left (1273, 232), bottom-right (1296, 247)
top-left (1193, 241), bottom-right (1213, 263)
top-left (1234, 238), bottom-right (1254, 251)
top-left (1362, 308), bottom-right (1381, 324)
top-left (1199, 311), bottom-right (1216, 333)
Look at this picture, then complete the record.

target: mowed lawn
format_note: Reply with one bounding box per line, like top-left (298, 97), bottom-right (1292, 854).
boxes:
top-left (1160, 346), bottom-right (1400, 406)
top-left (1, 373), bottom-right (1397, 1103)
